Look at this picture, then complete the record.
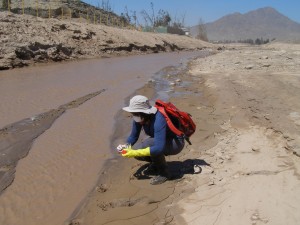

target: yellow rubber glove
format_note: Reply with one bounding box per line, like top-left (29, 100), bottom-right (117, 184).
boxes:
top-left (121, 147), bottom-right (151, 158)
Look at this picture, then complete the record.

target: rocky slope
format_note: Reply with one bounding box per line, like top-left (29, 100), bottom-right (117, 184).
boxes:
top-left (0, 11), bottom-right (210, 70)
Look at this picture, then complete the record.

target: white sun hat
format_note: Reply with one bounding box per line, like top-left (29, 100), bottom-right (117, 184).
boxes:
top-left (123, 95), bottom-right (157, 114)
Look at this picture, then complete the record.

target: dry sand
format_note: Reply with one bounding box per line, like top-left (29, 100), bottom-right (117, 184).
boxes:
top-left (70, 43), bottom-right (300, 225)
top-left (170, 43), bottom-right (300, 225)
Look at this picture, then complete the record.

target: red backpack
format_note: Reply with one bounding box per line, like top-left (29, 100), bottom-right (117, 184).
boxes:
top-left (155, 99), bottom-right (196, 144)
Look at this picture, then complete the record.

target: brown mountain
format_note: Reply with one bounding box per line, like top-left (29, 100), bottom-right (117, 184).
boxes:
top-left (191, 7), bottom-right (300, 42)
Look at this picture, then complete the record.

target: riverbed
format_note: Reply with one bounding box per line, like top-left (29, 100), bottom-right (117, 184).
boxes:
top-left (0, 51), bottom-right (209, 225)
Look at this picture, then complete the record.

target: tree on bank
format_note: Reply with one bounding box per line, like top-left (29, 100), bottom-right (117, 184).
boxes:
top-left (2, 0), bottom-right (10, 9)
top-left (196, 18), bottom-right (208, 41)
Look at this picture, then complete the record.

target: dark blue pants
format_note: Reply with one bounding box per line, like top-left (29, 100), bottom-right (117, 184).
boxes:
top-left (134, 136), bottom-right (185, 156)
top-left (133, 136), bottom-right (185, 171)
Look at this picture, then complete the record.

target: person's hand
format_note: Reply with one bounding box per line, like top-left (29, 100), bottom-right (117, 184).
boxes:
top-left (116, 144), bottom-right (130, 153)
top-left (116, 144), bottom-right (126, 153)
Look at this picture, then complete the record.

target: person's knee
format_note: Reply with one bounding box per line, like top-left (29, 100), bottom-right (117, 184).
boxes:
top-left (164, 142), bottom-right (185, 155)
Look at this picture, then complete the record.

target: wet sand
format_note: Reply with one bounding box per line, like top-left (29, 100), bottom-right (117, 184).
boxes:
top-left (0, 51), bottom-right (209, 225)
top-left (0, 89), bottom-right (105, 194)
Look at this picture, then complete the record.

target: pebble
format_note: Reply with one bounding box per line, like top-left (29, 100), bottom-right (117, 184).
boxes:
top-left (251, 215), bottom-right (259, 220)
top-left (262, 63), bottom-right (271, 67)
top-left (260, 56), bottom-right (269, 59)
top-left (245, 65), bottom-right (254, 69)
top-left (233, 174), bottom-right (239, 179)
top-left (208, 180), bottom-right (215, 186)
top-left (225, 155), bottom-right (231, 160)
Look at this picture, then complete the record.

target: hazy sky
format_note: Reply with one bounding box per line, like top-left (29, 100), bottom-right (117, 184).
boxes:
top-left (83, 0), bottom-right (300, 26)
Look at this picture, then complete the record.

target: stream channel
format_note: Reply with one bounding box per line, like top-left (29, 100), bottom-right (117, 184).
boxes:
top-left (0, 50), bottom-right (210, 225)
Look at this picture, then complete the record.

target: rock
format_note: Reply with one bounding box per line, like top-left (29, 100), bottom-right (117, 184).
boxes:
top-left (208, 180), bottom-right (215, 186)
top-left (96, 184), bottom-right (107, 193)
top-left (225, 155), bottom-right (231, 160)
top-left (0, 58), bottom-right (12, 70)
top-left (251, 215), bottom-right (259, 220)
top-left (245, 65), bottom-right (254, 69)
top-left (147, 79), bottom-right (155, 83)
top-left (293, 147), bottom-right (300, 157)
top-left (252, 146), bottom-right (260, 152)
top-left (262, 63), bottom-right (271, 67)
top-left (233, 174), bottom-right (239, 179)
top-left (11, 58), bottom-right (29, 68)
top-left (260, 56), bottom-right (269, 59)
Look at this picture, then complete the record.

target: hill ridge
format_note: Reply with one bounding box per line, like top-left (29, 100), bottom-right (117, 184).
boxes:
top-left (191, 7), bottom-right (300, 42)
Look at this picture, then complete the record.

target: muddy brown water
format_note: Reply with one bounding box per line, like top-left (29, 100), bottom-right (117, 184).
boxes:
top-left (0, 51), bottom-right (209, 225)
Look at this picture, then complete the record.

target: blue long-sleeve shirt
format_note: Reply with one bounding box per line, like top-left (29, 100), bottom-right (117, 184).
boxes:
top-left (126, 111), bottom-right (175, 156)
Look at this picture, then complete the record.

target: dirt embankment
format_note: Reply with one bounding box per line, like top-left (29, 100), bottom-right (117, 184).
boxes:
top-left (0, 11), bottom-right (211, 70)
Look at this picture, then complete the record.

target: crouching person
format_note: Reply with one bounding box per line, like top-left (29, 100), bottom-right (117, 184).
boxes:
top-left (118, 95), bottom-right (185, 185)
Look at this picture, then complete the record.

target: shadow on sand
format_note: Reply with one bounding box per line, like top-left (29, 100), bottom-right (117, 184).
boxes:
top-left (133, 158), bottom-right (210, 181)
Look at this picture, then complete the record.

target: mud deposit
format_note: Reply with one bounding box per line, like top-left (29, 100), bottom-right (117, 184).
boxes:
top-left (0, 89), bottom-right (105, 194)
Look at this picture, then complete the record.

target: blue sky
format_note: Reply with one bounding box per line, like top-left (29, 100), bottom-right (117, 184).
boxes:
top-left (83, 0), bottom-right (300, 26)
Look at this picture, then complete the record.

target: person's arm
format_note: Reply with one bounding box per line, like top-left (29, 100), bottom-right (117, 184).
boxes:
top-left (149, 113), bottom-right (167, 156)
top-left (126, 120), bottom-right (142, 146)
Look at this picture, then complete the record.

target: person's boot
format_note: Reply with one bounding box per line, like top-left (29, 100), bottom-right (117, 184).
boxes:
top-left (134, 156), bottom-right (158, 175)
top-left (143, 163), bottom-right (158, 176)
top-left (150, 155), bottom-right (170, 185)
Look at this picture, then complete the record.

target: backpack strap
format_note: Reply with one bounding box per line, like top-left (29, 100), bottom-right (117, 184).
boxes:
top-left (156, 106), bottom-right (184, 137)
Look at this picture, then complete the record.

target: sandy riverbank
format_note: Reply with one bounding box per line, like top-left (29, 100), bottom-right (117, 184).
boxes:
top-left (69, 42), bottom-right (300, 225)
